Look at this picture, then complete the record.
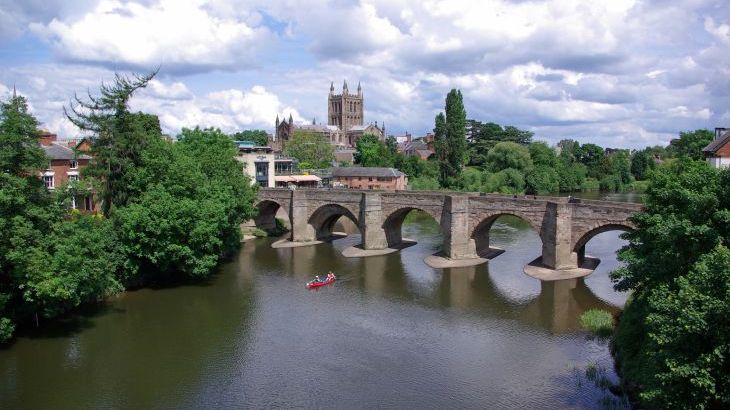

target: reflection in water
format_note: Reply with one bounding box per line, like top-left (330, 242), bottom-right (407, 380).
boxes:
top-left (0, 199), bottom-right (632, 409)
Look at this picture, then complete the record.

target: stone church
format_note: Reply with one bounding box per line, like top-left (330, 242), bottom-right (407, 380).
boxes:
top-left (274, 81), bottom-right (385, 149)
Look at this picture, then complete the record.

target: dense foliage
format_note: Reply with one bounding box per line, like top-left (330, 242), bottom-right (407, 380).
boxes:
top-left (433, 89), bottom-right (467, 188)
top-left (0, 74), bottom-right (256, 344)
top-left (612, 160), bottom-right (730, 409)
top-left (283, 130), bottom-right (335, 169)
top-left (231, 129), bottom-right (268, 146)
top-left (354, 134), bottom-right (392, 167)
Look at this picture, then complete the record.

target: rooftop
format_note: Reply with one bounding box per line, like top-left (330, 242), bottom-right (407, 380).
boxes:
top-left (332, 167), bottom-right (406, 178)
top-left (703, 130), bottom-right (730, 154)
top-left (41, 143), bottom-right (91, 160)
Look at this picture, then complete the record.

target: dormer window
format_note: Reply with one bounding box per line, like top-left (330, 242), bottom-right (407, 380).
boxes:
top-left (69, 160), bottom-right (78, 169)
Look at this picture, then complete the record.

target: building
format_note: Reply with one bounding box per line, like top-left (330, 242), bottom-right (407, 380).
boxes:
top-left (328, 80), bottom-right (363, 131)
top-left (331, 167), bottom-right (408, 190)
top-left (346, 122), bottom-right (385, 146)
top-left (703, 127), bottom-right (730, 169)
top-left (235, 141), bottom-right (276, 187)
top-left (39, 131), bottom-right (96, 211)
top-left (273, 175), bottom-right (321, 188)
top-left (273, 81), bottom-right (384, 151)
top-left (398, 139), bottom-right (434, 160)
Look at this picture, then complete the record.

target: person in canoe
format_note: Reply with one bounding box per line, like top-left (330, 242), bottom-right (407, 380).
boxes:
top-left (314, 275), bottom-right (321, 282)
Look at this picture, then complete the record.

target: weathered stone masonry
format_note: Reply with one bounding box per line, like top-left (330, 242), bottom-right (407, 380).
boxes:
top-left (255, 188), bottom-right (641, 270)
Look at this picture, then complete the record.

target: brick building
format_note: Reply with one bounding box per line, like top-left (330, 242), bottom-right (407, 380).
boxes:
top-left (39, 131), bottom-right (96, 211)
top-left (332, 167), bottom-right (407, 190)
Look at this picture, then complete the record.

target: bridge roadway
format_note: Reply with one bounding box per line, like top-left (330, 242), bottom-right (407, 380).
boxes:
top-left (254, 188), bottom-right (641, 278)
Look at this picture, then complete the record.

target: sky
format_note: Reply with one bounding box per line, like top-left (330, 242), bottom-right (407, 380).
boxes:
top-left (0, 0), bottom-right (728, 148)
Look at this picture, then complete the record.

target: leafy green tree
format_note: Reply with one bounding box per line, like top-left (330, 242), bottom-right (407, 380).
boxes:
top-left (0, 94), bottom-right (46, 174)
top-left (576, 143), bottom-right (605, 178)
top-left (283, 130), bottom-right (334, 169)
top-left (485, 141), bottom-right (533, 173)
top-left (65, 71), bottom-right (159, 216)
top-left (0, 93), bottom-right (58, 342)
top-left (385, 135), bottom-right (398, 156)
top-left (434, 89), bottom-right (467, 188)
top-left (525, 166), bottom-right (560, 194)
top-left (631, 149), bottom-right (656, 180)
top-left (490, 168), bottom-right (525, 193)
top-left (410, 176), bottom-right (441, 191)
top-left (354, 134), bottom-right (392, 167)
top-left (612, 160), bottom-right (730, 409)
top-left (231, 129), bottom-right (269, 146)
top-left (467, 120), bottom-right (533, 165)
top-left (528, 142), bottom-right (557, 168)
top-left (668, 129), bottom-right (714, 161)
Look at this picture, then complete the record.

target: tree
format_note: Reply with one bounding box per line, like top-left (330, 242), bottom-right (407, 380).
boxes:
top-left (525, 166), bottom-right (560, 194)
top-left (612, 161), bottom-right (730, 409)
top-left (631, 149), bottom-right (656, 181)
top-left (231, 130), bottom-right (269, 146)
top-left (485, 141), bottom-right (533, 172)
top-left (528, 142), bottom-right (557, 168)
top-left (433, 89), bottom-right (467, 188)
top-left (667, 129), bottom-right (714, 161)
top-left (65, 71), bottom-right (159, 216)
top-left (283, 130), bottom-right (334, 169)
top-left (0, 94), bottom-right (46, 174)
top-left (354, 134), bottom-right (392, 167)
top-left (576, 143), bottom-right (605, 178)
top-left (467, 120), bottom-right (533, 165)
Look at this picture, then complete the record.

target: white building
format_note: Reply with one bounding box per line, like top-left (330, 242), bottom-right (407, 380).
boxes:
top-left (235, 142), bottom-right (275, 187)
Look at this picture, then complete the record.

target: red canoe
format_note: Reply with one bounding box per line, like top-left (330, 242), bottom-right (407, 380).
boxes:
top-left (306, 275), bottom-right (336, 288)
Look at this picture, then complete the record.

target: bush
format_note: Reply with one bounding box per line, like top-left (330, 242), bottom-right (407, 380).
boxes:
top-left (580, 177), bottom-right (600, 191)
top-left (0, 317), bottom-right (13, 343)
top-left (580, 309), bottom-right (614, 338)
top-left (599, 174), bottom-right (623, 192)
top-left (410, 176), bottom-right (441, 191)
top-left (525, 165), bottom-right (559, 194)
top-left (250, 228), bottom-right (268, 237)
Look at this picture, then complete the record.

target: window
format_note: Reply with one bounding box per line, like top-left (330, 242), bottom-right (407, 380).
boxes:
top-left (368, 185), bottom-right (373, 190)
top-left (69, 160), bottom-right (78, 169)
top-left (68, 175), bottom-right (79, 182)
top-left (368, 177), bottom-right (373, 182)
top-left (43, 175), bottom-right (54, 189)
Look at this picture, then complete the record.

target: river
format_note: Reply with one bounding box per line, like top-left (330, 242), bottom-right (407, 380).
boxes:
top-left (0, 193), bottom-right (639, 409)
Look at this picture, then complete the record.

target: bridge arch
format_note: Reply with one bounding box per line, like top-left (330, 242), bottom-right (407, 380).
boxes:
top-left (254, 200), bottom-right (288, 233)
top-left (572, 223), bottom-right (633, 265)
top-left (308, 203), bottom-right (362, 241)
top-left (382, 207), bottom-right (442, 248)
top-left (470, 212), bottom-right (542, 258)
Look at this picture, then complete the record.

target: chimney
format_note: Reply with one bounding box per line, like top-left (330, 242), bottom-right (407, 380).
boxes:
top-left (715, 127), bottom-right (728, 140)
top-left (39, 131), bottom-right (57, 146)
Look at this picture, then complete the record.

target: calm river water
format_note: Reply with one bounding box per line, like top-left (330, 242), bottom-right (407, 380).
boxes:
top-left (0, 193), bottom-right (639, 409)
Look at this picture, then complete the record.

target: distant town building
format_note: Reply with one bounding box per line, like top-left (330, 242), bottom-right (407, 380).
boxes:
top-left (398, 139), bottom-right (434, 160)
top-left (332, 167), bottom-right (407, 190)
top-left (38, 131), bottom-right (96, 211)
top-left (703, 127), bottom-right (730, 169)
top-left (235, 141), bottom-right (276, 187)
top-left (274, 175), bottom-right (321, 188)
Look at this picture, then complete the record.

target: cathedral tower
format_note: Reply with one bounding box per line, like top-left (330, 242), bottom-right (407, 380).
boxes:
top-left (328, 80), bottom-right (363, 131)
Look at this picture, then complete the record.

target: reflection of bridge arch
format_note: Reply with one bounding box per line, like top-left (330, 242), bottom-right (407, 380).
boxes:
top-left (308, 204), bottom-right (361, 240)
top-left (470, 213), bottom-right (542, 258)
top-left (572, 223), bottom-right (633, 265)
top-left (382, 207), bottom-right (442, 248)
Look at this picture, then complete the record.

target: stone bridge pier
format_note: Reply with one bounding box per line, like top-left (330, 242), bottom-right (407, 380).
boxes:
top-left (253, 188), bottom-right (641, 280)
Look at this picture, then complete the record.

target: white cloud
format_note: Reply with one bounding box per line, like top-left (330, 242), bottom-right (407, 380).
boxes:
top-left (29, 0), bottom-right (272, 72)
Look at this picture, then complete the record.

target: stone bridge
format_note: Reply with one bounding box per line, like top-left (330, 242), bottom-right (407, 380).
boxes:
top-left (254, 188), bottom-right (641, 274)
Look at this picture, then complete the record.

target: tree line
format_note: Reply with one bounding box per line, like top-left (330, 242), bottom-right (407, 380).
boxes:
top-left (0, 73), bottom-right (256, 344)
